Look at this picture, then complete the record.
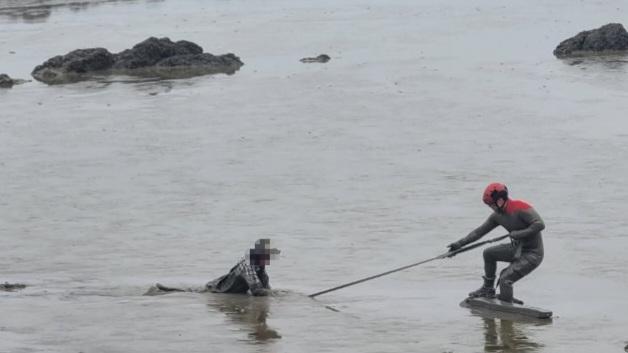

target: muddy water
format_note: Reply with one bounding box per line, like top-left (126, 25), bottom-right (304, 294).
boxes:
top-left (1, 0), bottom-right (628, 352)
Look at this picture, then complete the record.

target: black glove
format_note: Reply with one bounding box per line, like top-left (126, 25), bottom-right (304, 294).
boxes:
top-left (447, 241), bottom-right (462, 252)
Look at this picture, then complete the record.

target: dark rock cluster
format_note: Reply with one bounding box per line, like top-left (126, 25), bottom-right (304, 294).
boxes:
top-left (0, 73), bottom-right (28, 88)
top-left (554, 23), bottom-right (628, 58)
top-left (300, 54), bottom-right (331, 63)
top-left (0, 73), bottom-right (15, 88)
top-left (112, 38), bottom-right (203, 69)
top-left (0, 282), bottom-right (26, 291)
top-left (32, 37), bottom-right (244, 84)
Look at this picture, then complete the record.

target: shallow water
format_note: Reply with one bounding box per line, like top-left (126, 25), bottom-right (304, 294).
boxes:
top-left (1, 0), bottom-right (628, 352)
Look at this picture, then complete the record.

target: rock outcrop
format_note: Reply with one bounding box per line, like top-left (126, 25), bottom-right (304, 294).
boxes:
top-left (112, 37), bottom-right (203, 69)
top-left (31, 48), bottom-right (115, 83)
top-left (300, 54), bottom-right (331, 63)
top-left (0, 282), bottom-right (26, 291)
top-left (554, 23), bottom-right (628, 58)
top-left (31, 37), bottom-right (243, 84)
top-left (0, 73), bottom-right (14, 88)
top-left (0, 74), bottom-right (28, 88)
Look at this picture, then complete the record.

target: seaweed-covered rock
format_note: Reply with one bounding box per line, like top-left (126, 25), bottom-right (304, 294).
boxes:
top-left (31, 37), bottom-right (243, 84)
top-left (156, 53), bottom-right (239, 67)
top-left (113, 37), bottom-right (203, 69)
top-left (0, 74), bottom-right (30, 88)
top-left (554, 23), bottom-right (628, 58)
top-left (153, 53), bottom-right (244, 77)
top-left (0, 282), bottom-right (26, 291)
top-left (31, 48), bottom-right (115, 84)
top-left (300, 54), bottom-right (331, 63)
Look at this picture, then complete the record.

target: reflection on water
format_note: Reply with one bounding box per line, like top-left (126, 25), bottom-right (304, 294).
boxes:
top-left (0, 5), bottom-right (51, 23)
top-left (562, 54), bottom-right (628, 72)
top-left (207, 294), bottom-right (281, 343)
top-left (482, 318), bottom-right (547, 353)
top-left (461, 302), bottom-right (552, 353)
top-left (0, 0), bottom-right (161, 23)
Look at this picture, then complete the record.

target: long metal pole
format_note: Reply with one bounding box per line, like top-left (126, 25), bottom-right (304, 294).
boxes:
top-left (308, 234), bottom-right (509, 298)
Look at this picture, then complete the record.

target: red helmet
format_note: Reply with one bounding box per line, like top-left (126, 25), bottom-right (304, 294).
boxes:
top-left (483, 183), bottom-right (508, 206)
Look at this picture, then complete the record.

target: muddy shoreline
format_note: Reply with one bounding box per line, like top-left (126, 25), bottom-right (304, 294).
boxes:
top-left (2, 1), bottom-right (628, 353)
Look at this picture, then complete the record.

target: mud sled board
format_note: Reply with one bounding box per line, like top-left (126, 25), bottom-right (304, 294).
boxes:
top-left (461, 296), bottom-right (552, 320)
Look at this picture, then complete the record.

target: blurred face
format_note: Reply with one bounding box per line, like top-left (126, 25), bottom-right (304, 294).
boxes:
top-left (488, 198), bottom-right (507, 213)
top-left (249, 239), bottom-right (279, 266)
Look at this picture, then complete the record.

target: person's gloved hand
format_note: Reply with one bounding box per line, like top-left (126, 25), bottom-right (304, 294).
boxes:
top-left (447, 241), bottom-right (462, 252)
top-left (508, 230), bottom-right (523, 240)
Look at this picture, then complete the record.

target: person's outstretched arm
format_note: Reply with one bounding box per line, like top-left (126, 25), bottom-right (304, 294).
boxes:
top-left (449, 214), bottom-right (498, 250)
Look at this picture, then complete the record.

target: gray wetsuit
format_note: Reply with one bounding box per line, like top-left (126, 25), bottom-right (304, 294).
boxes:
top-left (457, 199), bottom-right (545, 284)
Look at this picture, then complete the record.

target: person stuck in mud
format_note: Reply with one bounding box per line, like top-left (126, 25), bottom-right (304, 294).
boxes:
top-left (447, 183), bottom-right (545, 304)
top-left (206, 238), bottom-right (280, 296)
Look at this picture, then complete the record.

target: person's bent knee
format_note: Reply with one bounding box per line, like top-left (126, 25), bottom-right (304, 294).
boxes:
top-left (500, 268), bottom-right (523, 284)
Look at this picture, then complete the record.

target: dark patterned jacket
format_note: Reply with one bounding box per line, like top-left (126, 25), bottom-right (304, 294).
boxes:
top-left (206, 256), bottom-right (270, 296)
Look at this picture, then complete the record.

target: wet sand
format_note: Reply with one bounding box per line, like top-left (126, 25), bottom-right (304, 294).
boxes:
top-left (1, 0), bottom-right (628, 352)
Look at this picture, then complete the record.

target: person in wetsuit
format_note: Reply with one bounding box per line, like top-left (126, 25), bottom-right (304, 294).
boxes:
top-left (206, 238), bottom-right (279, 296)
top-left (447, 183), bottom-right (545, 303)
